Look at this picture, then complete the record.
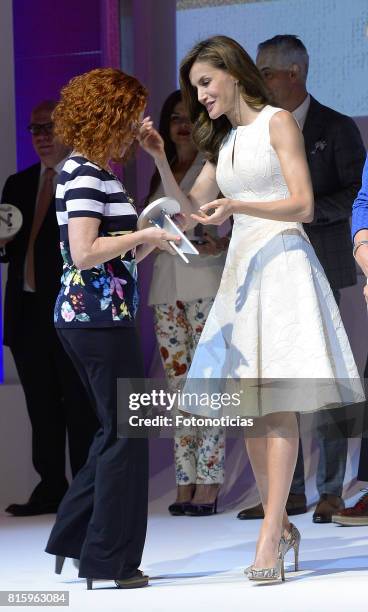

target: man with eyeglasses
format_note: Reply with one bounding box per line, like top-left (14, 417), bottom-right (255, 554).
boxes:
top-left (0, 100), bottom-right (98, 516)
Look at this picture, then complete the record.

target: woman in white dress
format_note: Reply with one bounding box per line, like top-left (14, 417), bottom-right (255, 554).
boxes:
top-left (139, 36), bottom-right (362, 582)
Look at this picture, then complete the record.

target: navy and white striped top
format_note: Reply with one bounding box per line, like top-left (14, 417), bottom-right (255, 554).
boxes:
top-left (54, 155), bottom-right (139, 328)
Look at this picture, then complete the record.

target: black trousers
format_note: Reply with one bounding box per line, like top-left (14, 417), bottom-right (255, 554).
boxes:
top-left (45, 326), bottom-right (148, 580)
top-left (357, 357), bottom-right (368, 482)
top-left (9, 293), bottom-right (98, 502)
top-left (358, 437), bottom-right (368, 481)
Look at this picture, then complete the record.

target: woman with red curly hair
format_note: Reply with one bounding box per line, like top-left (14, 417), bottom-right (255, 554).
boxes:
top-left (45, 68), bottom-right (179, 590)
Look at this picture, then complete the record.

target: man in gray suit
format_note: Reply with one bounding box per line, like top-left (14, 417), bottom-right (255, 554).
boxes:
top-left (237, 35), bottom-right (366, 523)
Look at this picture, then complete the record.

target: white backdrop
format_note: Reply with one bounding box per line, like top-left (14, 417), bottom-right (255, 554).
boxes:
top-left (177, 0), bottom-right (368, 118)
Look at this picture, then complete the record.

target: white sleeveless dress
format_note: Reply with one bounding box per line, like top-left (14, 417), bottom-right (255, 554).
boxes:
top-left (184, 106), bottom-right (363, 416)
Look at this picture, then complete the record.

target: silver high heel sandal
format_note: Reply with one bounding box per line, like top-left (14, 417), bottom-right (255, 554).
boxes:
top-left (244, 522), bottom-right (301, 577)
top-left (279, 523), bottom-right (301, 572)
top-left (247, 550), bottom-right (285, 582)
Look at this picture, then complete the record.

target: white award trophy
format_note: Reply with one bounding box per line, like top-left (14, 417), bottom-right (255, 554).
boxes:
top-left (0, 204), bottom-right (23, 254)
top-left (137, 197), bottom-right (199, 264)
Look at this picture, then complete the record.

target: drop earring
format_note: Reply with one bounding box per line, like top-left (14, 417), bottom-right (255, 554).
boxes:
top-left (234, 81), bottom-right (241, 126)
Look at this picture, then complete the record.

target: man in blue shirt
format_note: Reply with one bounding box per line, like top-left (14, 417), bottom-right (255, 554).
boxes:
top-left (332, 154), bottom-right (368, 526)
top-left (351, 155), bottom-right (368, 279)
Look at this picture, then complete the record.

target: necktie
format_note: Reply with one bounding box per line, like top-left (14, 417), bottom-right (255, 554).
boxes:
top-left (25, 167), bottom-right (56, 291)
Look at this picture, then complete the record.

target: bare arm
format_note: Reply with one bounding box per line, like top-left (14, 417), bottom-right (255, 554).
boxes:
top-left (68, 217), bottom-right (180, 269)
top-left (155, 157), bottom-right (219, 218)
top-left (192, 111), bottom-right (314, 226)
top-left (139, 117), bottom-right (219, 228)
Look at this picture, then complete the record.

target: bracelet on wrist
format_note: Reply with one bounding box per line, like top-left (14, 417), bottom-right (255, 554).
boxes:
top-left (353, 240), bottom-right (368, 259)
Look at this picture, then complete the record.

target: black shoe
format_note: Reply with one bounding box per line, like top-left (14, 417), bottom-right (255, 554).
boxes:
top-left (55, 556), bottom-right (65, 574)
top-left (55, 556), bottom-right (80, 574)
top-left (184, 498), bottom-right (218, 516)
top-left (237, 493), bottom-right (307, 520)
top-left (168, 502), bottom-right (192, 516)
top-left (237, 502), bottom-right (264, 520)
top-left (286, 493), bottom-right (307, 516)
top-left (5, 500), bottom-right (60, 516)
top-left (86, 570), bottom-right (149, 590)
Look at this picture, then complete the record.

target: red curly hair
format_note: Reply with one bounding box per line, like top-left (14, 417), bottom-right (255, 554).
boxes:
top-left (53, 68), bottom-right (148, 168)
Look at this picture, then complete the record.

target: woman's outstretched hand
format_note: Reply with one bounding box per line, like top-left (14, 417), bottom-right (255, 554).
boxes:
top-left (191, 198), bottom-right (234, 226)
top-left (138, 117), bottom-right (165, 160)
top-left (140, 226), bottom-right (181, 254)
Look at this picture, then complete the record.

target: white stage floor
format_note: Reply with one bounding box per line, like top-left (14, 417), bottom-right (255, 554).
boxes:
top-left (1, 491), bottom-right (368, 612)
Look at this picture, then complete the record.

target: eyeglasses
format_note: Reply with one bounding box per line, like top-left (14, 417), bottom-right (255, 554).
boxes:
top-left (27, 122), bottom-right (54, 136)
top-left (170, 114), bottom-right (191, 125)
